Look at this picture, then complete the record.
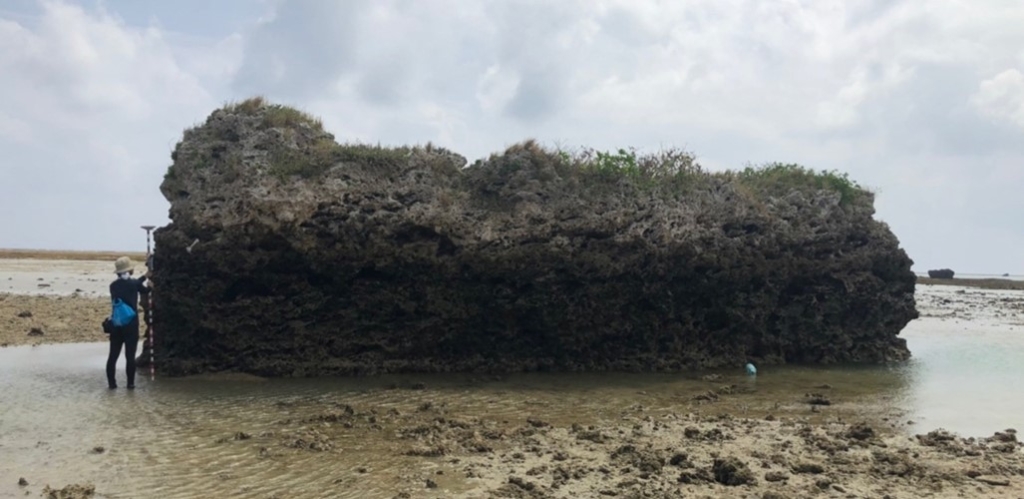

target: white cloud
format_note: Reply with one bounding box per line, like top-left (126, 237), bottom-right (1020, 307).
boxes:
top-left (475, 65), bottom-right (519, 114)
top-left (0, 1), bottom-right (233, 250)
top-left (1, 0), bottom-right (1023, 274)
top-left (972, 69), bottom-right (1024, 128)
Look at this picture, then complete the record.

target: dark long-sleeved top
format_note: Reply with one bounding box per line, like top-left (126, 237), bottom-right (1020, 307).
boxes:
top-left (110, 276), bottom-right (150, 312)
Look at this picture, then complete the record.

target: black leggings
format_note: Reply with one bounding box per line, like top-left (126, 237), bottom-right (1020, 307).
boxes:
top-left (106, 325), bottom-right (139, 388)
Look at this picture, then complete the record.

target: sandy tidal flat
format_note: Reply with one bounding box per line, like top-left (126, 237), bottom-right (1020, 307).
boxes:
top-left (0, 258), bottom-right (148, 347)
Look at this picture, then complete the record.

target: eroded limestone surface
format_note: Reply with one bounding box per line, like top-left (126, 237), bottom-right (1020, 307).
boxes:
top-left (152, 99), bottom-right (917, 376)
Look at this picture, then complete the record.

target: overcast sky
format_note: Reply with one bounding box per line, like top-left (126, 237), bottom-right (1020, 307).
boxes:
top-left (0, 0), bottom-right (1021, 274)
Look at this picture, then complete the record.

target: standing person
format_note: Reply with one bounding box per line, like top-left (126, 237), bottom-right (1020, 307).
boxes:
top-left (107, 256), bottom-right (150, 389)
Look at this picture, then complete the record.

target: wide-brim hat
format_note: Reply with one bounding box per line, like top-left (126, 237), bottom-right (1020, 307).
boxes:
top-left (114, 256), bottom-right (134, 274)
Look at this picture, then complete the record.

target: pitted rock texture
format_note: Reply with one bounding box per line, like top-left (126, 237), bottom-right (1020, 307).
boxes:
top-left (152, 99), bottom-right (918, 376)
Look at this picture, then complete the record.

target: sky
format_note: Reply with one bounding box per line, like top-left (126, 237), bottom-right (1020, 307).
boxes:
top-left (0, 0), bottom-right (1021, 274)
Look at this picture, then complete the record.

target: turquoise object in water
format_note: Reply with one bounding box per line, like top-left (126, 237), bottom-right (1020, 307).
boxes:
top-left (745, 363), bottom-right (757, 376)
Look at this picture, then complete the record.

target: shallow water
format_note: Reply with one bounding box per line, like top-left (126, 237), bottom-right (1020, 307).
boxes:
top-left (1, 317), bottom-right (1022, 498)
top-left (899, 320), bottom-right (1024, 436)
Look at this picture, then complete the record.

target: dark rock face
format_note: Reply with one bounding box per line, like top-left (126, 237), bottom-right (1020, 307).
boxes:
top-left (151, 100), bottom-right (918, 377)
top-left (928, 269), bottom-right (955, 279)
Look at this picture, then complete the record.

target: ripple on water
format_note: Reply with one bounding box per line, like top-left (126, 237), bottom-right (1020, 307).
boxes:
top-left (1, 326), bottom-right (1022, 498)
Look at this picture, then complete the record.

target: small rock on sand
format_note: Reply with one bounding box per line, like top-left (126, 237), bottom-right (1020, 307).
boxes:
top-left (712, 457), bottom-right (756, 486)
top-left (42, 483), bottom-right (95, 498)
top-left (17, 310), bottom-right (32, 318)
top-left (845, 422), bottom-right (876, 440)
top-left (27, 327), bottom-right (44, 336)
top-left (526, 418), bottom-right (550, 428)
top-left (975, 475), bottom-right (1010, 486)
top-left (17, 477), bottom-right (28, 486)
top-left (792, 462), bottom-right (825, 474)
top-left (507, 476), bottom-right (535, 490)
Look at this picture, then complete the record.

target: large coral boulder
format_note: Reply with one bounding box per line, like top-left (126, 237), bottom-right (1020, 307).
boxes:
top-left (151, 98), bottom-right (918, 376)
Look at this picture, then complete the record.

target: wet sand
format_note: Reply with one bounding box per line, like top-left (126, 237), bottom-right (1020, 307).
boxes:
top-left (2, 256), bottom-right (1024, 497)
top-left (0, 294), bottom-right (108, 347)
top-left (178, 382), bottom-right (1023, 499)
top-left (376, 404), bottom-right (1024, 498)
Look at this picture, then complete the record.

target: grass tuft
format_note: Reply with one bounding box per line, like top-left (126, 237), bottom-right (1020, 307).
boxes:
top-left (222, 96), bottom-right (324, 131)
top-left (223, 96), bottom-right (267, 115)
top-left (733, 163), bottom-right (868, 205)
top-left (262, 104), bottom-right (324, 131)
top-left (483, 141), bottom-right (871, 206)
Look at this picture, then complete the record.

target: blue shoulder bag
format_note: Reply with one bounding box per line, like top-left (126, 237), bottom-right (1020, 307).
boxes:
top-left (111, 298), bottom-right (137, 327)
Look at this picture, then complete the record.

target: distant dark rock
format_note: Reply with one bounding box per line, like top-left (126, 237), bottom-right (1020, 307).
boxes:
top-left (928, 269), bottom-right (955, 279)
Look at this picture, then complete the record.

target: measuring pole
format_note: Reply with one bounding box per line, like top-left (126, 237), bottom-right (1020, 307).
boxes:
top-left (141, 225), bottom-right (156, 380)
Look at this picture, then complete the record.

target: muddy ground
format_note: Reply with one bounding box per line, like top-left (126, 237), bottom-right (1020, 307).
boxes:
top-left (11, 378), bottom-right (1024, 499)
top-left (200, 393), bottom-right (1024, 499)
top-left (21, 407), bottom-right (1024, 498)
top-left (0, 293), bottom-right (108, 347)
